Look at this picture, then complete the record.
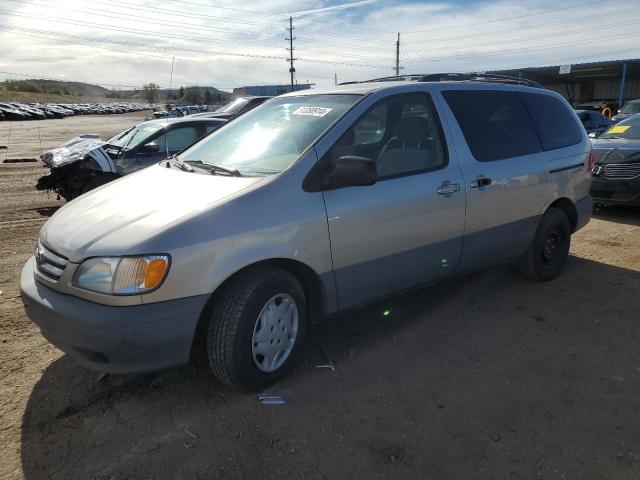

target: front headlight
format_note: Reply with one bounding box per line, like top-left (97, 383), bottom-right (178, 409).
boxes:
top-left (73, 255), bottom-right (170, 295)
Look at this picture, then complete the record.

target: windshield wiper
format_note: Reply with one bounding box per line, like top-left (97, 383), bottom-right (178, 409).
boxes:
top-left (183, 160), bottom-right (242, 177)
top-left (165, 155), bottom-right (195, 172)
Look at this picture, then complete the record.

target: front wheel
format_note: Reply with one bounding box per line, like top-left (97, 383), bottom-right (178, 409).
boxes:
top-left (516, 207), bottom-right (571, 281)
top-left (206, 268), bottom-right (307, 392)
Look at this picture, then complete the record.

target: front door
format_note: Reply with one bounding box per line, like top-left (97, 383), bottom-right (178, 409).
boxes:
top-left (321, 92), bottom-right (466, 309)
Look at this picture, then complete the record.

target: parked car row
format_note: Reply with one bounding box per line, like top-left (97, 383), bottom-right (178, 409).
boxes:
top-left (149, 96), bottom-right (271, 120)
top-left (575, 109), bottom-right (613, 137)
top-left (149, 105), bottom-right (208, 120)
top-left (0, 102), bottom-right (147, 121)
top-left (612, 99), bottom-right (640, 123)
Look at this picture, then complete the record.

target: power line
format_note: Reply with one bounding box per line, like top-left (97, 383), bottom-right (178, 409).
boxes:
top-left (403, 0), bottom-right (607, 34)
top-left (1, 24), bottom-right (389, 70)
top-left (150, 0), bottom-right (395, 34)
top-left (0, 5), bottom-right (393, 63)
top-left (460, 47), bottom-right (640, 75)
top-left (403, 5), bottom-right (638, 47)
top-left (0, 27), bottom-right (329, 80)
top-left (405, 29), bottom-right (640, 64)
top-left (404, 16), bottom-right (640, 55)
top-left (8, 0), bottom-right (397, 48)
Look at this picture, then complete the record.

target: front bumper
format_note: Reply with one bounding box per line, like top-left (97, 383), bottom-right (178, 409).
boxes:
top-left (590, 176), bottom-right (640, 206)
top-left (20, 256), bottom-right (209, 374)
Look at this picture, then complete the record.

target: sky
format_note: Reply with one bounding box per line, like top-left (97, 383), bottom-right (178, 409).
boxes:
top-left (0, 0), bottom-right (638, 91)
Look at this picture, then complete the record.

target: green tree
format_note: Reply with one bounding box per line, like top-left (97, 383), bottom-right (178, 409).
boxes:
top-left (204, 89), bottom-right (212, 105)
top-left (142, 82), bottom-right (160, 103)
top-left (183, 85), bottom-right (202, 104)
top-left (178, 86), bottom-right (184, 98)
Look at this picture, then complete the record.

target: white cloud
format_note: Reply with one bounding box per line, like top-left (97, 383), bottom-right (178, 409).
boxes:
top-left (0, 0), bottom-right (638, 90)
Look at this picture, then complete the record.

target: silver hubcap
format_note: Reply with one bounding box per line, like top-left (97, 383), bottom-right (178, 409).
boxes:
top-left (251, 293), bottom-right (299, 373)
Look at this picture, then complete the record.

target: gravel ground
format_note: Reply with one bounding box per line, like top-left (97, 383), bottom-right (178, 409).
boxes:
top-left (0, 116), bottom-right (639, 480)
top-left (0, 111), bottom-right (150, 161)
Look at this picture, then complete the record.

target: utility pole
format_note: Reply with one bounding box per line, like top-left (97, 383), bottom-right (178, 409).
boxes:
top-left (286, 16), bottom-right (296, 91)
top-left (334, 73), bottom-right (338, 85)
top-left (395, 33), bottom-right (400, 76)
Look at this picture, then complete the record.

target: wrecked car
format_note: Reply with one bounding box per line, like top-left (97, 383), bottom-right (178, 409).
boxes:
top-left (36, 117), bottom-right (227, 200)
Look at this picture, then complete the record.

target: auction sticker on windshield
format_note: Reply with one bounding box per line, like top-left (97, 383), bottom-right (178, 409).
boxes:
top-left (292, 106), bottom-right (333, 117)
top-left (607, 125), bottom-right (631, 134)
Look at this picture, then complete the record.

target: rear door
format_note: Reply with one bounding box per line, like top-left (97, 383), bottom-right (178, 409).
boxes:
top-left (319, 90), bottom-right (466, 309)
top-left (438, 88), bottom-right (550, 271)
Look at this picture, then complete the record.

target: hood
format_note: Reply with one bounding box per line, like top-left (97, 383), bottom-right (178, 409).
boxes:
top-left (40, 164), bottom-right (263, 262)
top-left (41, 135), bottom-right (104, 168)
top-left (592, 138), bottom-right (640, 164)
top-left (612, 113), bottom-right (632, 122)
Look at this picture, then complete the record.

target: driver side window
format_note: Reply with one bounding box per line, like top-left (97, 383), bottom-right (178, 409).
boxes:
top-left (329, 93), bottom-right (447, 179)
top-left (154, 126), bottom-right (201, 154)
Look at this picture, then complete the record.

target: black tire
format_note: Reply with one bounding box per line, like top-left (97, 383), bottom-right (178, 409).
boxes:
top-left (206, 268), bottom-right (307, 392)
top-left (517, 207), bottom-right (571, 281)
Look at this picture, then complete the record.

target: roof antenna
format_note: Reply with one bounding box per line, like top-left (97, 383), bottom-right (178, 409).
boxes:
top-left (166, 55), bottom-right (175, 158)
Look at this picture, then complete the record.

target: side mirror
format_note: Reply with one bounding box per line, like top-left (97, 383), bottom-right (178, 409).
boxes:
top-left (327, 156), bottom-right (377, 188)
top-left (141, 142), bottom-right (160, 153)
top-left (588, 132), bottom-right (598, 139)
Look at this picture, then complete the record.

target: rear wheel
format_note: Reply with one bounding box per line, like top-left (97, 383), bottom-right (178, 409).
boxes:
top-left (206, 268), bottom-right (307, 392)
top-left (517, 207), bottom-right (571, 281)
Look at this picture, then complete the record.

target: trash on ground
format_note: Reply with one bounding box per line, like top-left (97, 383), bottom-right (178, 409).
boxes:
top-left (258, 394), bottom-right (286, 405)
top-left (316, 338), bottom-right (336, 371)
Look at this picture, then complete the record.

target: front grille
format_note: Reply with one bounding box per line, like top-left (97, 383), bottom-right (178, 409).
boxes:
top-left (35, 242), bottom-right (68, 281)
top-left (603, 162), bottom-right (640, 179)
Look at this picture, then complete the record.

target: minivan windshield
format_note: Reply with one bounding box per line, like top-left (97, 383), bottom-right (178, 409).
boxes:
top-left (107, 123), bottom-right (164, 150)
top-left (599, 115), bottom-right (640, 140)
top-left (179, 94), bottom-right (361, 175)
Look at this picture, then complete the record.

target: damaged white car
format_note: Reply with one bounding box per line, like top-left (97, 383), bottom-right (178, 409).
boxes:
top-left (36, 117), bottom-right (226, 200)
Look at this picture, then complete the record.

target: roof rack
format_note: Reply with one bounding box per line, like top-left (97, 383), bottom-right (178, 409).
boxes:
top-left (340, 72), bottom-right (541, 88)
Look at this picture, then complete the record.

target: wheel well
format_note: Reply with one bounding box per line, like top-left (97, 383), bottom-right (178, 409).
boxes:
top-left (548, 198), bottom-right (578, 232)
top-left (189, 259), bottom-right (325, 362)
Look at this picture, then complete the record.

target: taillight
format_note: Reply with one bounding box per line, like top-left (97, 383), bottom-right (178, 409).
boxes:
top-left (587, 150), bottom-right (596, 172)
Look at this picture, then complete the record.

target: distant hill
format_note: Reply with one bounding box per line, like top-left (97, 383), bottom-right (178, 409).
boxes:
top-left (0, 79), bottom-right (231, 104)
top-left (0, 79), bottom-right (115, 96)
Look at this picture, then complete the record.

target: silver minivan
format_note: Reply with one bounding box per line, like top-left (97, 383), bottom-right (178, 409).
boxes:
top-left (20, 78), bottom-right (593, 391)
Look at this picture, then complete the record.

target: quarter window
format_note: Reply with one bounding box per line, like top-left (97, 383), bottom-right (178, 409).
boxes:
top-left (443, 90), bottom-right (541, 162)
top-left (519, 93), bottom-right (582, 150)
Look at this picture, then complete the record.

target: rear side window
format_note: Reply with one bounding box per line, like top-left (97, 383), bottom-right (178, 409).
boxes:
top-left (519, 93), bottom-right (582, 150)
top-left (443, 90), bottom-right (540, 162)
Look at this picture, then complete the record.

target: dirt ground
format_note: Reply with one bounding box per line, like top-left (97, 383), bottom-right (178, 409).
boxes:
top-left (1, 117), bottom-right (640, 479)
top-left (0, 111), bottom-right (150, 161)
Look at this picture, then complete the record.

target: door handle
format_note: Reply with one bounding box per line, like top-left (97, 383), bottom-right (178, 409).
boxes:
top-left (470, 176), bottom-right (492, 188)
top-left (436, 182), bottom-right (460, 196)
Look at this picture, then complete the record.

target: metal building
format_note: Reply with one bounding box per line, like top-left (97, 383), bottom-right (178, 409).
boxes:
top-left (488, 59), bottom-right (639, 110)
